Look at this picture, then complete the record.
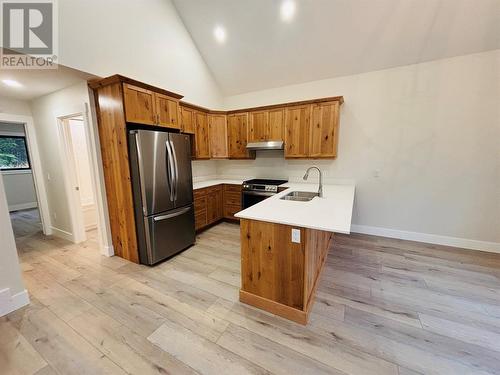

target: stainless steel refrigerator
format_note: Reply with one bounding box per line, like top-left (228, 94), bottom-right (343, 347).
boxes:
top-left (128, 129), bottom-right (195, 265)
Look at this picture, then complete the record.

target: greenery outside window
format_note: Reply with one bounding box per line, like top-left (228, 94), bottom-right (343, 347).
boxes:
top-left (0, 135), bottom-right (31, 171)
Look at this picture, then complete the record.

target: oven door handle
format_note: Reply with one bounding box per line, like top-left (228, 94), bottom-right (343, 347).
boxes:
top-left (242, 191), bottom-right (276, 197)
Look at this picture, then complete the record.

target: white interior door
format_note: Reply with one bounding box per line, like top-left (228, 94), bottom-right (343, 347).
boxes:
top-left (67, 118), bottom-right (98, 231)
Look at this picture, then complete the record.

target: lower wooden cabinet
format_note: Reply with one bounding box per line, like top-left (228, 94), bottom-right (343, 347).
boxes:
top-left (206, 185), bottom-right (223, 223)
top-left (194, 184), bottom-right (242, 230)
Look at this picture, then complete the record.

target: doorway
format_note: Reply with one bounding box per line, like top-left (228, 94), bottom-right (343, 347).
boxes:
top-left (58, 114), bottom-right (98, 243)
top-left (0, 121), bottom-right (44, 241)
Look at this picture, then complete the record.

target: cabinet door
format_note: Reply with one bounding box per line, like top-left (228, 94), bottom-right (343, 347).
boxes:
top-left (194, 189), bottom-right (207, 230)
top-left (209, 114), bottom-right (228, 159)
top-left (310, 101), bottom-right (340, 158)
top-left (206, 187), bottom-right (223, 224)
top-left (227, 113), bottom-right (254, 159)
top-left (248, 111), bottom-right (268, 141)
top-left (123, 84), bottom-right (156, 125)
top-left (156, 93), bottom-right (180, 129)
top-left (284, 104), bottom-right (311, 158)
top-left (180, 106), bottom-right (195, 134)
top-left (268, 108), bottom-right (284, 141)
top-left (194, 111), bottom-right (210, 159)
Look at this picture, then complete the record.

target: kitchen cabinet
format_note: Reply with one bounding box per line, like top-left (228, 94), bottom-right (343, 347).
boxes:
top-left (194, 184), bottom-right (242, 231)
top-left (206, 185), bottom-right (223, 223)
top-left (180, 105), bottom-right (195, 134)
top-left (194, 111), bottom-right (210, 159)
top-left (309, 101), bottom-right (340, 158)
top-left (209, 114), bottom-right (228, 158)
top-left (240, 219), bottom-right (332, 324)
top-left (248, 108), bottom-right (285, 142)
top-left (268, 108), bottom-right (284, 140)
top-left (194, 189), bottom-right (207, 230)
top-left (123, 84), bottom-right (156, 125)
top-left (284, 104), bottom-right (311, 158)
top-left (248, 111), bottom-right (268, 141)
top-left (156, 93), bottom-right (180, 129)
top-left (123, 83), bottom-right (181, 129)
top-left (227, 113), bottom-right (255, 159)
top-left (223, 184), bottom-right (242, 220)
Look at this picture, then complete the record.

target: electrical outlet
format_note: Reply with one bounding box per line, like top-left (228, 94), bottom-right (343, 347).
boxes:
top-left (291, 228), bottom-right (301, 243)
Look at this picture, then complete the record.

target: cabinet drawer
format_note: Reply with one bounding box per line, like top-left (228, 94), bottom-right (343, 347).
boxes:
top-left (224, 184), bottom-right (242, 193)
top-left (224, 191), bottom-right (241, 206)
top-left (195, 211), bottom-right (207, 230)
top-left (194, 196), bottom-right (207, 211)
top-left (194, 189), bottom-right (207, 200)
top-left (224, 204), bottom-right (241, 220)
top-left (206, 185), bottom-right (223, 194)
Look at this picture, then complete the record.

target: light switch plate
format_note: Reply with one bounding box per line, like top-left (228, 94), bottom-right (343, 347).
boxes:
top-left (291, 228), bottom-right (301, 243)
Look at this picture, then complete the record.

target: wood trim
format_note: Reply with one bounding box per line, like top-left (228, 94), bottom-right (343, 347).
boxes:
top-left (93, 82), bottom-right (139, 263)
top-left (239, 290), bottom-right (307, 325)
top-left (226, 96), bottom-right (344, 114)
top-left (179, 101), bottom-right (211, 113)
top-left (89, 75), bottom-right (183, 100)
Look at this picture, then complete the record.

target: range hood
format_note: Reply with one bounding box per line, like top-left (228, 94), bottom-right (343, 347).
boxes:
top-left (246, 140), bottom-right (284, 151)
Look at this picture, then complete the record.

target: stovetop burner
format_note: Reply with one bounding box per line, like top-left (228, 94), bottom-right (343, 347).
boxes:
top-left (243, 178), bottom-right (288, 186)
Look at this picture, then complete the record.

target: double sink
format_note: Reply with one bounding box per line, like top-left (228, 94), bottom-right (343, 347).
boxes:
top-left (280, 191), bottom-right (319, 202)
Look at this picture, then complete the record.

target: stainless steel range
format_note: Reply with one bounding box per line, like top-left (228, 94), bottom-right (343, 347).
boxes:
top-left (241, 178), bottom-right (288, 209)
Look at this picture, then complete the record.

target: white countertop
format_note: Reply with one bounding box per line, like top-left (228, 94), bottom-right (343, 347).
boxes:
top-left (193, 179), bottom-right (246, 190)
top-left (235, 182), bottom-right (356, 234)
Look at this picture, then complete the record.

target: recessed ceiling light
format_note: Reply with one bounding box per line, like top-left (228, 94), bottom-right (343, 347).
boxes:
top-left (2, 79), bottom-right (23, 88)
top-left (214, 25), bottom-right (227, 44)
top-left (280, 0), bottom-right (296, 22)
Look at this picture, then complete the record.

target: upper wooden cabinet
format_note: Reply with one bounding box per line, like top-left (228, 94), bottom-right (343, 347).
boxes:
top-left (248, 109), bottom-right (285, 142)
top-left (268, 108), bottom-right (284, 141)
top-left (156, 93), bottom-right (180, 129)
top-left (209, 114), bottom-right (228, 159)
top-left (249, 111), bottom-right (268, 142)
top-left (310, 101), bottom-right (340, 158)
top-left (180, 105), bottom-right (195, 134)
top-left (284, 104), bottom-right (311, 158)
top-left (123, 83), bottom-right (180, 129)
top-left (123, 84), bottom-right (156, 125)
top-left (227, 113), bottom-right (255, 159)
top-left (194, 111), bottom-right (210, 159)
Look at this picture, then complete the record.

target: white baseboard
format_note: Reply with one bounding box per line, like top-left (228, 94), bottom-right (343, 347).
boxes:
top-left (8, 202), bottom-right (38, 212)
top-left (101, 244), bottom-right (114, 257)
top-left (0, 288), bottom-right (30, 317)
top-left (50, 226), bottom-right (74, 242)
top-left (350, 224), bottom-right (500, 254)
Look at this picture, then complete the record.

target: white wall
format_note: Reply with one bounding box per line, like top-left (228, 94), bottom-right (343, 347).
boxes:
top-left (2, 172), bottom-right (37, 212)
top-left (0, 96), bottom-right (32, 117)
top-left (30, 81), bottom-right (92, 239)
top-left (0, 174), bottom-right (28, 316)
top-left (59, 0), bottom-right (222, 108)
top-left (0, 123), bottom-right (38, 211)
top-left (219, 50), bottom-right (500, 246)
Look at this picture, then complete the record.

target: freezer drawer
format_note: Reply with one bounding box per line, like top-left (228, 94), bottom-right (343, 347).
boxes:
top-left (143, 205), bottom-right (195, 265)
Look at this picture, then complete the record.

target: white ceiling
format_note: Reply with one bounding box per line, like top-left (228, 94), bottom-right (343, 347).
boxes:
top-left (0, 63), bottom-right (97, 101)
top-left (173, 0), bottom-right (500, 96)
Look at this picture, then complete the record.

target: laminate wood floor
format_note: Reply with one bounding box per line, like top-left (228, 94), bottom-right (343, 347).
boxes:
top-left (2, 222), bottom-right (500, 374)
top-left (10, 208), bottom-right (42, 240)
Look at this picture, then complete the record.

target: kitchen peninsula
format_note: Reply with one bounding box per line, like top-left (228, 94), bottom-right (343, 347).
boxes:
top-left (236, 182), bottom-right (355, 324)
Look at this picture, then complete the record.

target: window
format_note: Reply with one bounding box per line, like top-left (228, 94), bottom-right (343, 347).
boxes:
top-left (0, 135), bottom-right (31, 171)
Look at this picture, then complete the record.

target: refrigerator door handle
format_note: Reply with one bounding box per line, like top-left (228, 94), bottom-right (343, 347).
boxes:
top-left (165, 140), bottom-right (175, 202)
top-left (169, 139), bottom-right (179, 202)
top-left (153, 206), bottom-right (191, 222)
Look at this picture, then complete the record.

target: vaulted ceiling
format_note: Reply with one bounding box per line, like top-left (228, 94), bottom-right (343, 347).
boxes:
top-left (172, 0), bottom-right (500, 96)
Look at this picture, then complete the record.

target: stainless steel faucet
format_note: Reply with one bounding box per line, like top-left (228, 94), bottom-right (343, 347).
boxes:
top-left (303, 166), bottom-right (323, 197)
